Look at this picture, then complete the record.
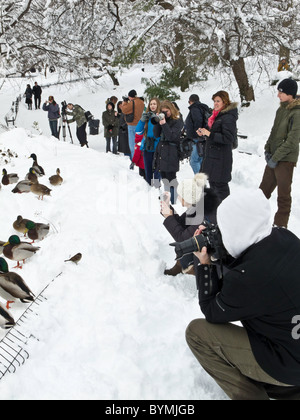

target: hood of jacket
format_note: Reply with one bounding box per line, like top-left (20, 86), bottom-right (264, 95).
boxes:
top-left (284, 97), bottom-right (300, 110)
top-left (216, 189), bottom-right (273, 258)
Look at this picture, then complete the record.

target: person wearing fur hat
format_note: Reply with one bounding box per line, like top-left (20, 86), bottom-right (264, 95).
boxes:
top-left (197, 91), bottom-right (238, 202)
top-left (259, 78), bottom-right (300, 228)
top-left (102, 102), bottom-right (119, 154)
top-left (161, 173), bottom-right (220, 276)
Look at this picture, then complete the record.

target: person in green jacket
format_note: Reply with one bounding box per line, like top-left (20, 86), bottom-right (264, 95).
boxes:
top-left (66, 103), bottom-right (89, 148)
top-left (260, 78), bottom-right (300, 228)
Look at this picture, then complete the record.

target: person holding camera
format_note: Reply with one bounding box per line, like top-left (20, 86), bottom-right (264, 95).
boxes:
top-left (120, 90), bottom-right (145, 160)
top-left (185, 94), bottom-right (210, 174)
top-left (42, 96), bottom-right (60, 138)
top-left (259, 78), bottom-right (300, 228)
top-left (161, 173), bottom-right (220, 276)
top-left (135, 98), bottom-right (161, 186)
top-left (65, 103), bottom-right (89, 148)
top-left (102, 102), bottom-right (119, 154)
top-left (197, 91), bottom-right (238, 202)
top-left (153, 100), bottom-right (184, 205)
top-left (185, 189), bottom-right (300, 400)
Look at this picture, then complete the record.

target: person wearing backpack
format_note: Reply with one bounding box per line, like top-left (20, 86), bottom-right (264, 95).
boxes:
top-left (120, 90), bottom-right (145, 160)
top-left (66, 103), bottom-right (89, 148)
top-left (197, 91), bottom-right (238, 202)
top-left (185, 94), bottom-right (211, 174)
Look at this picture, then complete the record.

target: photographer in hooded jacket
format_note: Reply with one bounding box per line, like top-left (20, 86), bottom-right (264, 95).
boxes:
top-left (185, 188), bottom-right (300, 400)
top-left (153, 100), bottom-right (184, 205)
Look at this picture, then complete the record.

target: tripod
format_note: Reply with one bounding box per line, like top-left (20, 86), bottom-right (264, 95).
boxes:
top-left (58, 112), bottom-right (73, 144)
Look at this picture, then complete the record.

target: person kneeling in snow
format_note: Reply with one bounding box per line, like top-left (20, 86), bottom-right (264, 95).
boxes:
top-left (186, 189), bottom-right (300, 400)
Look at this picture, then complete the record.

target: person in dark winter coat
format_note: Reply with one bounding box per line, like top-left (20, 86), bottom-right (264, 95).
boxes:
top-left (42, 96), bottom-right (60, 138)
top-left (260, 78), bottom-right (300, 228)
top-left (197, 91), bottom-right (238, 202)
top-left (161, 173), bottom-right (220, 276)
top-left (186, 189), bottom-right (300, 400)
top-left (185, 94), bottom-right (210, 174)
top-left (25, 85), bottom-right (33, 110)
top-left (117, 102), bottom-right (131, 157)
top-left (102, 102), bottom-right (119, 154)
top-left (32, 82), bottom-right (42, 109)
top-left (153, 100), bottom-right (184, 204)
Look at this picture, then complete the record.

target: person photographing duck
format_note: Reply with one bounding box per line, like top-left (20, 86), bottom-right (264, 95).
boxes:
top-left (197, 91), bottom-right (238, 202)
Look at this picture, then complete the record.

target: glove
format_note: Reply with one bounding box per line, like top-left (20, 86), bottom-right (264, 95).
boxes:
top-left (267, 158), bottom-right (278, 169)
top-left (265, 152), bottom-right (272, 164)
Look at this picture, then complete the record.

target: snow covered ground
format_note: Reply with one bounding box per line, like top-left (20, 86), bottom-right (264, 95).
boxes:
top-left (0, 66), bottom-right (299, 400)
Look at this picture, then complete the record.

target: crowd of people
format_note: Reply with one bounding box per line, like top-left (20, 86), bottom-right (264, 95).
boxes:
top-left (23, 78), bottom-right (300, 400)
top-left (105, 80), bottom-right (300, 400)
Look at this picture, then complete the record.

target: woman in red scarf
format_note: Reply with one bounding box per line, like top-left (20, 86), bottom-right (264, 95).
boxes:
top-left (197, 91), bottom-right (238, 202)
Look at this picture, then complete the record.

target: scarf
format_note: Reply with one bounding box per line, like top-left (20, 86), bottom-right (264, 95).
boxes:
top-left (208, 109), bottom-right (220, 129)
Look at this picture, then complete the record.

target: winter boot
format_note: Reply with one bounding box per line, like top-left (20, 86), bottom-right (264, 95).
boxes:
top-left (164, 260), bottom-right (182, 276)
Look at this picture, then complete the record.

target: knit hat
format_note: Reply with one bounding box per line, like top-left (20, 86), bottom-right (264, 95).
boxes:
top-left (278, 79), bottom-right (298, 98)
top-left (177, 173), bottom-right (208, 205)
top-left (128, 90), bottom-right (137, 98)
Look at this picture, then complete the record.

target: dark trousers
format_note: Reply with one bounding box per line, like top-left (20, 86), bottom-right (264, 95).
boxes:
top-left (49, 120), bottom-right (59, 138)
top-left (106, 137), bottom-right (118, 154)
top-left (77, 123), bottom-right (88, 147)
top-left (34, 96), bottom-right (41, 109)
top-left (260, 161), bottom-right (295, 228)
top-left (160, 171), bottom-right (178, 205)
top-left (143, 150), bottom-right (161, 186)
top-left (210, 181), bottom-right (230, 203)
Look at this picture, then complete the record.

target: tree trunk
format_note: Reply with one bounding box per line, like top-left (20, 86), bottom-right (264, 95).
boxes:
top-left (231, 57), bottom-right (255, 104)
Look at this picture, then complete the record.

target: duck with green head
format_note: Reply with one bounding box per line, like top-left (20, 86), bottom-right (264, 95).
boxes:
top-left (29, 153), bottom-right (45, 177)
top-left (3, 235), bottom-right (40, 268)
top-left (2, 169), bottom-right (19, 186)
top-left (26, 220), bottom-right (50, 242)
top-left (0, 257), bottom-right (35, 309)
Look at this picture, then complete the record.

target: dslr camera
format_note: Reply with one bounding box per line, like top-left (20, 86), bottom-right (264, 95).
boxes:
top-left (151, 112), bottom-right (167, 125)
top-left (170, 221), bottom-right (227, 262)
top-left (122, 95), bottom-right (130, 102)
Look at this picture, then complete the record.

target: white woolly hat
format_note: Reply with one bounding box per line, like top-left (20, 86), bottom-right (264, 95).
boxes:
top-left (217, 188), bottom-right (273, 258)
top-left (177, 173), bottom-right (208, 205)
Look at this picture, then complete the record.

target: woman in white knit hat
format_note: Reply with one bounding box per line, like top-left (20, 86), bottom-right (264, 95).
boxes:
top-left (161, 173), bottom-right (220, 276)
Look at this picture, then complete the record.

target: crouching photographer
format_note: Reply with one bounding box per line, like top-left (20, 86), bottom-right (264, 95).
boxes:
top-left (181, 189), bottom-right (300, 400)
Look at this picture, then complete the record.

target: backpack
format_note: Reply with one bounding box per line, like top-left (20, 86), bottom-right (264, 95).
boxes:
top-left (85, 110), bottom-right (93, 122)
top-left (178, 134), bottom-right (194, 161)
top-left (199, 104), bottom-right (212, 129)
top-left (125, 100), bottom-right (135, 124)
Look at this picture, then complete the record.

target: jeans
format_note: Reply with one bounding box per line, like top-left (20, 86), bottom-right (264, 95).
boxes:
top-left (128, 125), bottom-right (137, 159)
top-left (106, 137), bottom-right (118, 154)
top-left (190, 140), bottom-right (203, 174)
top-left (143, 150), bottom-right (161, 186)
top-left (49, 120), bottom-right (59, 138)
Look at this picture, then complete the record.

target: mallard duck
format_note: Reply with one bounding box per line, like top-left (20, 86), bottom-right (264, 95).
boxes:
top-left (13, 215), bottom-right (35, 236)
top-left (26, 221), bottom-right (50, 242)
top-left (49, 168), bottom-right (63, 186)
top-left (0, 302), bottom-right (15, 329)
top-left (25, 167), bottom-right (38, 184)
top-left (29, 153), bottom-right (45, 177)
top-left (0, 257), bottom-right (35, 309)
top-left (3, 235), bottom-right (40, 268)
top-left (2, 169), bottom-right (19, 185)
top-left (30, 182), bottom-right (52, 200)
top-left (12, 180), bottom-right (32, 194)
top-left (0, 241), bottom-right (5, 254)
top-left (64, 253), bottom-right (82, 264)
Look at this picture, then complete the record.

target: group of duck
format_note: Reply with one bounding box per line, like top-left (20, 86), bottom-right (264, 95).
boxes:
top-left (1, 153), bottom-right (63, 200)
top-left (0, 154), bottom-right (64, 329)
